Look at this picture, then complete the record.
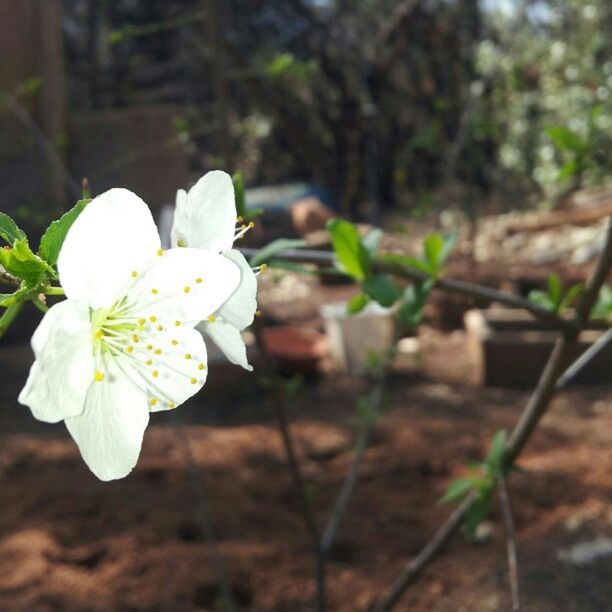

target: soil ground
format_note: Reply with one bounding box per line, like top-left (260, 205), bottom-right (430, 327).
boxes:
top-left (0, 320), bottom-right (610, 611)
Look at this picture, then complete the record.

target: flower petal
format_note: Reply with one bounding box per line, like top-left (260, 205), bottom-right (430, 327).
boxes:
top-left (65, 359), bottom-right (149, 481)
top-left (140, 326), bottom-right (209, 413)
top-left (58, 188), bottom-right (161, 308)
top-left (216, 250), bottom-right (258, 330)
top-left (201, 319), bottom-right (252, 371)
top-left (18, 300), bottom-right (94, 423)
top-left (171, 171), bottom-right (236, 252)
top-left (128, 248), bottom-right (240, 325)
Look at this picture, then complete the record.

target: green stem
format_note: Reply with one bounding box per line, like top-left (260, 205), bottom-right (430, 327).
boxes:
top-left (31, 296), bottom-right (49, 313)
top-left (43, 286), bottom-right (65, 296)
top-left (0, 302), bottom-right (25, 341)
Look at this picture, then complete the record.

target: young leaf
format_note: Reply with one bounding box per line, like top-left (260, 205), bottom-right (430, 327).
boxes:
top-left (362, 274), bottom-right (402, 307)
top-left (441, 228), bottom-right (459, 263)
top-left (327, 218), bottom-right (371, 280)
top-left (561, 283), bottom-right (584, 311)
top-left (398, 279), bottom-right (433, 326)
top-left (485, 429), bottom-right (507, 473)
top-left (464, 494), bottom-right (493, 539)
top-left (38, 198), bottom-right (89, 267)
top-left (0, 239), bottom-right (47, 286)
top-left (383, 253), bottom-right (434, 276)
top-left (591, 284), bottom-right (611, 321)
top-left (250, 238), bottom-right (307, 267)
top-left (347, 293), bottom-right (370, 314)
top-left (545, 125), bottom-right (587, 153)
top-left (232, 172), bottom-right (247, 220)
top-left (547, 273), bottom-right (563, 311)
top-left (0, 212), bottom-right (26, 246)
top-left (440, 477), bottom-right (474, 504)
top-left (362, 228), bottom-right (383, 257)
top-left (424, 233), bottom-right (445, 272)
top-left (528, 289), bottom-right (554, 311)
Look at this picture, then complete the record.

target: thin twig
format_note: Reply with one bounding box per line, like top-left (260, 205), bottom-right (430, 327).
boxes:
top-left (375, 220), bottom-right (612, 611)
top-left (1, 271), bottom-right (20, 287)
top-left (172, 415), bottom-right (235, 612)
top-left (238, 247), bottom-right (574, 331)
top-left (252, 320), bottom-right (327, 611)
top-left (320, 344), bottom-right (394, 556)
top-left (497, 472), bottom-right (522, 612)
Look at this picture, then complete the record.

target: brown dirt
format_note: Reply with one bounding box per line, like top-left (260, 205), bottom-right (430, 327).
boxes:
top-left (0, 327), bottom-right (610, 611)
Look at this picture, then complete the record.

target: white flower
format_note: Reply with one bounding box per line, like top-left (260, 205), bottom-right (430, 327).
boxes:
top-left (19, 188), bottom-right (240, 481)
top-left (171, 171), bottom-right (258, 371)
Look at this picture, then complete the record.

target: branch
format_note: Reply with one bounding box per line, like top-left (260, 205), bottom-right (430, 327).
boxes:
top-left (239, 246), bottom-right (574, 331)
top-left (374, 218), bottom-right (612, 611)
top-left (0, 302), bottom-right (24, 341)
top-left (498, 472), bottom-right (522, 612)
top-left (1, 271), bottom-right (20, 287)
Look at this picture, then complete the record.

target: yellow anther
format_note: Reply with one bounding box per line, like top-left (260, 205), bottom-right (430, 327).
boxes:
top-left (94, 371), bottom-right (105, 382)
top-left (255, 310), bottom-right (262, 317)
top-left (149, 316), bottom-right (157, 322)
top-left (168, 402), bottom-right (176, 409)
top-left (138, 318), bottom-right (146, 326)
top-left (127, 346), bottom-right (134, 354)
top-left (248, 221), bottom-right (255, 229)
top-left (154, 349), bottom-right (162, 355)
top-left (198, 363), bottom-right (206, 371)
top-left (146, 359), bottom-right (153, 366)
top-left (237, 216), bottom-right (243, 223)
top-left (190, 378), bottom-right (197, 385)
top-left (185, 353), bottom-right (191, 360)
top-left (156, 249), bottom-right (163, 256)
top-left (94, 330), bottom-right (104, 339)
top-left (183, 286), bottom-right (190, 293)
top-left (150, 398), bottom-right (158, 406)
top-left (157, 324), bottom-right (163, 331)
top-left (146, 344), bottom-right (153, 350)
top-left (260, 263), bottom-right (268, 272)
top-left (175, 320), bottom-right (182, 327)
top-left (132, 334), bottom-right (139, 343)
top-left (207, 315), bottom-right (216, 323)
top-left (131, 271), bottom-right (138, 278)
top-left (152, 370), bottom-right (159, 378)
top-left (171, 339), bottom-right (178, 345)
top-left (151, 288), bottom-right (158, 295)
top-left (195, 277), bottom-right (203, 284)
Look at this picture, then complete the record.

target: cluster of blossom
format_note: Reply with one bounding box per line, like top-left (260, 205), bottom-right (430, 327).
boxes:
top-left (19, 171), bottom-right (257, 481)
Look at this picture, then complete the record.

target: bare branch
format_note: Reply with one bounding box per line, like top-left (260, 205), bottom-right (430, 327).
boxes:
top-left (498, 472), bottom-right (522, 612)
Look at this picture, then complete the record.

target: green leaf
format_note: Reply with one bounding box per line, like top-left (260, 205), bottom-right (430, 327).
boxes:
top-left (561, 283), bottom-right (584, 311)
top-left (0, 212), bottom-right (26, 246)
top-left (250, 238), bottom-right (308, 267)
top-left (424, 233), bottom-right (445, 272)
top-left (591, 284), bottom-right (612, 321)
top-left (362, 228), bottom-right (383, 257)
top-left (485, 429), bottom-right (507, 473)
top-left (441, 228), bottom-right (459, 263)
top-left (347, 293), bottom-right (370, 314)
top-left (38, 199), bottom-right (89, 267)
top-left (528, 289), bottom-right (554, 311)
top-left (545, 125), bottom-right (587, 153)
top-left (547, 273), bottom-right (563, 311)
top-left (362, 274), bottom-right (402, 307)
top-left (382, 253), bottom-right (434, 276)
top-left (398, 279), bottom-right (433, 326)
top-left (464, 494), bottom-right (493, 538)
top-left (557, 159), bottom-right (579, 181)
top-left (327, 218), bottom-right (371, 280)
top-left (440, 478), bottom-right (474, 504)
top-left (0, 239), bottom-right (47, 286)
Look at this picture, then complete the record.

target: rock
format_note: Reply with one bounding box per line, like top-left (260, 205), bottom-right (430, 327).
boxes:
top-left (290, 197), bottom-right (335, 237)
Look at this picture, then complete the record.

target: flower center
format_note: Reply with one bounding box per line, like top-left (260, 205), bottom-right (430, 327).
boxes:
top-left (91, 298), bottom-right (138, 356)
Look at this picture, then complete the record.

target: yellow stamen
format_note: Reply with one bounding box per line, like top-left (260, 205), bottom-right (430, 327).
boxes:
top-left (185, 353), bottom-right (191, 360)
top-left (94, 330), bottom-right (104, 339)
top-left (156, 249), bottom-right (163, 256)
top-left (127, 346), bottom-right (134, 353)
top-left (207, 315), bottom-right (216, 323)
top-left (152, 370), bottom-right (159, 378)
top-left (190, 378), bottom-right (197, 385)
top-left (150, 398), bottom-right (158, 406)
top-left (183, 286), bottom-right (190, 293)
top-left (138, 318), bottom-right (146, 326)
top-left (171, 339), bottom-right (178, 345)
top-left (151, 288), bottom-right (158, 295)
top-left (154, 349), bottom-right (162, 355)
top-left (131, 271), bottom-right (138, 278)
top-left (175, 320), bottom-right (182, 327)
top-left (168, 402), bottom-right (176, 409)
top-left (198, 363), bottom-right (205, 371)
top-left (146, 359), bottom-right (153, 366)
top-left (195, 277), bottom-right (203, 284)
top-left (157, 324), bottom-right (164, 331)
top-left (149, 316), bottom-right (157, 322)
top-left (146, 344), bottom-right (153, 350)
top-left (94, 371), bottom-right (105, 382)
top-left (132, 334), bottom-right (139, 343)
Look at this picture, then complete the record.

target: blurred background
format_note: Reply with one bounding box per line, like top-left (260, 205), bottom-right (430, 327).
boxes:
top-left (0, 1), bottom-right (611, 610)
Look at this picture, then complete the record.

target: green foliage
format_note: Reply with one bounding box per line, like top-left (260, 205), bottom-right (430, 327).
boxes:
top-left (249, 238), bottom-right (308, 267)
top-left (266, 53), bottom-right (315, 80)
top-left (38, 199), bottom-right (89, 267)
top-left (398, 279), bottom-right (433, 327)
top-left (362, 228), bottom-right (383, 257)
top-left (441, 430), bottom-right (509, 538)
top-left (327, 219), bottom-right (371, 280)
top-left (346, 293), bottom-right (370, 315)
top-left (591, 284), bottom-right (612, 321)
top-left (362, 274), bottom-right (402, 307)
top-left (0, 212), bottom-right (26, 246)
top-left (528, 273), bottom-right (584, 314)
top-left (0, 239), bottom-right (48, 286)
